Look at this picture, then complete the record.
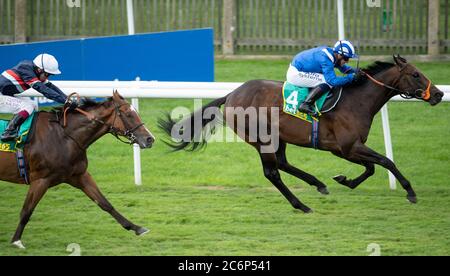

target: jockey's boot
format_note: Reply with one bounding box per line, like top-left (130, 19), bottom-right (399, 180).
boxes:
top-left (1, 114), bottom-right (26, 142)
top-left (298, 85), bottom-right (329, 116)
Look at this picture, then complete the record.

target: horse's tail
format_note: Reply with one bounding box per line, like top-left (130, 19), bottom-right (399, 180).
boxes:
top-left (158, 96), bottom-right (228, 151)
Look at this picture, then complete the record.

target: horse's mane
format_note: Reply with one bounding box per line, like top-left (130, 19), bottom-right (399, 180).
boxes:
top-left (346, 61), bottom-right (396, 87)
top-left (50, 97), bottom-right (110, 114)
top-left (363, 61), bottom-right (396, 76)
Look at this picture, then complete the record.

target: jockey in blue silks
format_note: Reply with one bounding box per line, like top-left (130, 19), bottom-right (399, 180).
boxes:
top-left (286, 40), bottom-right (360, 115)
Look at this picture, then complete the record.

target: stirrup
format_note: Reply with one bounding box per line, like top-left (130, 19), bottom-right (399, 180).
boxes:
top-left (298, 105), bottom-right (316, 116)
top-left (1, 131), bottom-right (18, 142)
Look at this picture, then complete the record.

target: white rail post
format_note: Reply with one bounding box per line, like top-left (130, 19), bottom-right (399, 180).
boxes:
top-left (381, 104), bottom-right (396, 190)
top-left (133, 77), bottom-right (142, 186)
top-left (127, 0), bottom-right (141, 185)
top-left (126, 0), bottom-right (135, 35)
top-left (337, 0), bottom-right (345, 40)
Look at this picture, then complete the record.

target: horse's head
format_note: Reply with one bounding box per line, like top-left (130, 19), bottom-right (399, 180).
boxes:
top-left (393, 55), bottom-right (444, 106)
top-left (105, 91), bottom-right (155, 149)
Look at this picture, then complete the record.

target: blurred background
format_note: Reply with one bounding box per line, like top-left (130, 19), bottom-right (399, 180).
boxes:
top-left (1, 0), bottom-right (449, 56)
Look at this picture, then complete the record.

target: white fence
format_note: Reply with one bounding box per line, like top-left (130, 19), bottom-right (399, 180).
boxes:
top-left (21, 81), bottom-right (450, 100)
top-left (20, 81), bottom-right (450, 188)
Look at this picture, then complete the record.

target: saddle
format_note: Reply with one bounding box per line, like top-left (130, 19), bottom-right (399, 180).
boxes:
top-left (282, 82), bottom-right (342, 123)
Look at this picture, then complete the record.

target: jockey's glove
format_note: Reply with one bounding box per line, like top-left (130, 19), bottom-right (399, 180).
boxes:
top-left (67, 100), bottom-right (79, 111)
top-left (353, 69), bottom-right (365, 83)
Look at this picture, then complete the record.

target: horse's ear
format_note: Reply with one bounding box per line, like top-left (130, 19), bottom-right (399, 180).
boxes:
top-left (393, 54), bottom-right (407, 70)
top-left (112, 90), bottom-right (124, 101)
top-left (397, 54), bottom-right (407, 63)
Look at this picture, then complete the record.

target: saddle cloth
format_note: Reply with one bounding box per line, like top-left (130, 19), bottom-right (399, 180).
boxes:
top-left (282, 82), bottom-right (331, 123)
top-left (0, 112), bottom-right (36, 152)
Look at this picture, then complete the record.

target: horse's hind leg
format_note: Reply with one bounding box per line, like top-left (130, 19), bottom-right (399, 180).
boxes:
top-left (331, 152), bottom-right (375, 189)
top-left (11, 179), bottom-right (50, 249)
top-left (276, 141), bottom-right (329, 195)
top-left (69, 172), bottom-right (149, 236)
top-left (259, 151), bottom-right (312, 213)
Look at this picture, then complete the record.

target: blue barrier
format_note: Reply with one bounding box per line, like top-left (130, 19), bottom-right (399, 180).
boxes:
top-left (0, 28), bottom-right (214, 82)
top-left (0, 29), bottom-right (214, 107)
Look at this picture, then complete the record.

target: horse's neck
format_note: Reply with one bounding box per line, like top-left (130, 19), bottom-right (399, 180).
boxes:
top-left (342, 68), bottom-right (399, 117)
top-left (64, 109), bottom-right (111, 149)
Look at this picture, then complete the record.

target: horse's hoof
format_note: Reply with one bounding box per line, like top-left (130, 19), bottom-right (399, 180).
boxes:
top-left (333, 175), bottom-right (347, 184)
top-left (302, 207), bottom-right (313, 214)
top-left (317, 187), bottom-right (330, 195)
top-left (136, 227), bottom-right (150, 236)
top-left (12, 240), bottom-right (26, 249)
top-left (407, 195), bottom-right (418, 204)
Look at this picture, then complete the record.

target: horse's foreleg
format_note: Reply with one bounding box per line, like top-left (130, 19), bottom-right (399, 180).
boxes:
top-left (350, 143), bottom-right (417, 203)
top-left (331, 152), bottom-right (375, 189)
top-left (11, 179), bottom-right (49, 249)
top-left (69, 172), bottom-right (149, 236)
top-left (276, 142), bottom-right (329, 195)
top-left (259, 152), bottom-right (312, 213)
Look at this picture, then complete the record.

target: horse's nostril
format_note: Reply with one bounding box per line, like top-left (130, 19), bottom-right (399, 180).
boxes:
top-left (147, 137), bottom-right (155, 144)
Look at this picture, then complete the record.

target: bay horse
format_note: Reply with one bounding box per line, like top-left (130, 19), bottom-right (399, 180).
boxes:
top-left (159, 55), bottom-right (444, 213)
top-left (0, 91), bottom-right (155, 249)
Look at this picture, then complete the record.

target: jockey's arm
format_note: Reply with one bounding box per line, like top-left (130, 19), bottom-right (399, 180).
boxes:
top-left (18, 61), bottom-right (68, 104)
top-left (320, 60), bottom-right (354, 87)
top-left (31, 81), bottom-right (68, 104)
top-left (338, 64), bottom-right (356, 74)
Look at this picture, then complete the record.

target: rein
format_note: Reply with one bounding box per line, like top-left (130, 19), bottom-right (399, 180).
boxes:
top-left (363, 71), bottom-right (432, 101)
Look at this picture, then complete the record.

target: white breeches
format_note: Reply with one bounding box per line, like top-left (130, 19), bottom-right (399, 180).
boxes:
top-left (0, 95), bottom-right (37, 115)
top-left (286, 65), bottom-right (331, 88)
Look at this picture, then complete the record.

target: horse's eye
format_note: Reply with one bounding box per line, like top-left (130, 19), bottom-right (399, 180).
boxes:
top-left (412, 72), bottom-right (420, 78)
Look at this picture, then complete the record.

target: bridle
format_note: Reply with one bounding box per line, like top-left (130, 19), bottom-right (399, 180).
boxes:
top-left (352, 48), bottom-right (431, 101)
top-left (100, 101), bottom-right (145, 145)
top-left (362, 70), bottom-right (432, 101)
top-left (63, 94), bottom-right (145, 146)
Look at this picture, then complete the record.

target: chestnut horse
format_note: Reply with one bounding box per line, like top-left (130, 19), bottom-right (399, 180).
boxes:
top-left (0, 91), bottom-right (155, 249)
top-left (160, 56), bottom-right (444, 213)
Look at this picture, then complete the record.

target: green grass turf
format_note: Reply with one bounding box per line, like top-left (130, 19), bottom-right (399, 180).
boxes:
top-left (0, 59), bottom-right (449, 255)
